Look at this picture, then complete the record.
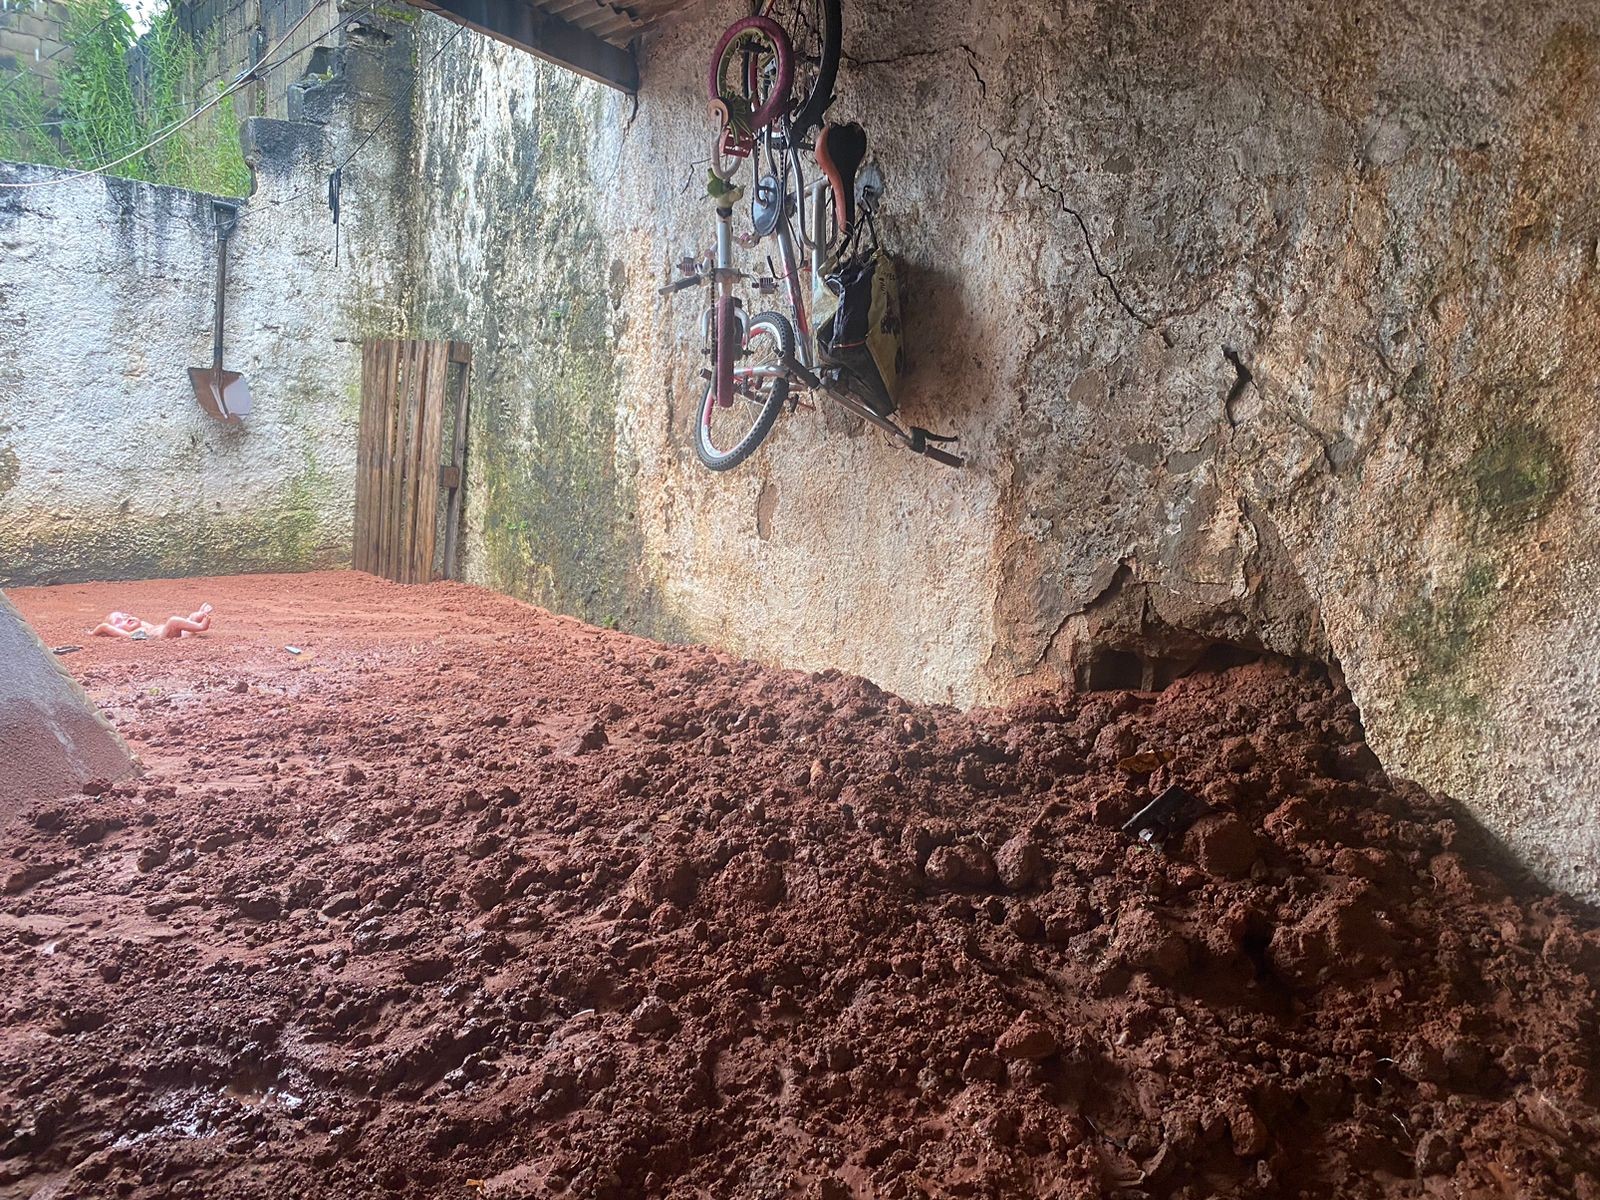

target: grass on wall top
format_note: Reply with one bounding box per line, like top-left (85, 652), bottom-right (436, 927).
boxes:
top-left (0, 0), bottom-right (251, 196)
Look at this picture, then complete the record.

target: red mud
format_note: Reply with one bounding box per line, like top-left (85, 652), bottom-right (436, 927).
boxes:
top-left (2, 571), bottom-right (1597, 1199)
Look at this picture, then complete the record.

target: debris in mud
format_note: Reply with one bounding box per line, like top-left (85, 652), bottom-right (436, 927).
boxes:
top-left (1, 572), bottom-right (1598, 1200)
top-left (557, 718), bottom-right (609, 756)
top-left (1120, 781), bottom-right (1206, 845)
top-left (1182, 812), bottom-right (1261, 879)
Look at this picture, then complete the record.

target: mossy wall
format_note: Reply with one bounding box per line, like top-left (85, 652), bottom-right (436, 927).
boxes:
top-left (408, 29), bottom-right (679, 638)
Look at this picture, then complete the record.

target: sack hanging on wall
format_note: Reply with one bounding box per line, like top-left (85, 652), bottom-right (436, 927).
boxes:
top-left (816, 248), bottom-right (904, 418)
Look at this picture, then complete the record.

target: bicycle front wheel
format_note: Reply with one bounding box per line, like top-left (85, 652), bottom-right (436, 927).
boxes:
top-left (694, 310), bottom-right (794, 472)
top-left (710, 16), bottom-right (794, 135)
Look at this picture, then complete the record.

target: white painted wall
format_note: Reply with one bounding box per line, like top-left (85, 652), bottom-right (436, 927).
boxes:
top-left (0, 110), bottom-right (406, 584)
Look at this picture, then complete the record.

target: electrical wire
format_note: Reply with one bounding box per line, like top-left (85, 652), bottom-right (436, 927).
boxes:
top-left (336, 23), bottom-right (464, 170)
top-left (0, 0), bottom-right (346, 138)
top-left (255, 1), bottom-right (376, 77)
top-left (0, 0), bottom-right (364, 190)
top-left (1, 0), bottom-right (271, 103)
top-left (0, 0), bottom-right (265, 107)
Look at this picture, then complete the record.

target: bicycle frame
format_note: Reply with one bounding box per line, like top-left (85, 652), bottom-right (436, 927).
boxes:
top-left (712, 201), bottom-right (738, 411)
top-left (702, 154), bottom-right (815, 395)
top-left (701, 160), bottom-right (961, 466)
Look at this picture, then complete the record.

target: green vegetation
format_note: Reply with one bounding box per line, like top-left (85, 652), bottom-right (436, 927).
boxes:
top-left (1393, 559), bottom-right (1500, 725)
top-left (57, 0), bottom-right (143, 167)
top-left (0, 0), bottom-right (249, 195)
top-left (1395, 559), bottom-right (1499, 680)
top-left (0, 70), bottom-right (66, 165)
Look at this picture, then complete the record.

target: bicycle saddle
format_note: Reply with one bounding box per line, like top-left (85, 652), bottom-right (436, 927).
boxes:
top-left (815, 121), bottom-right (868, 235)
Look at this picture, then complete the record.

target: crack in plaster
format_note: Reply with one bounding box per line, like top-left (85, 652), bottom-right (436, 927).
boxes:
top-left (981, 128), bottom-right (1155, 329)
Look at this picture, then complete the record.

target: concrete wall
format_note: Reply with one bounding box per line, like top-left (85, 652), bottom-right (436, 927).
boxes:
top-left (501, 0), bottom-right (1598, 900)
top-left (407, 34), bottom-right (680, 636)
top-left (170, 0), bottom-right (349, 123)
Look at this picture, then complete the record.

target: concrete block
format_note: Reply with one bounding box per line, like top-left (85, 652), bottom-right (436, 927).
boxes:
top-left (10, 14), bottom-right (53, 40)
top-left (2, 32), bottom-right (41, 60)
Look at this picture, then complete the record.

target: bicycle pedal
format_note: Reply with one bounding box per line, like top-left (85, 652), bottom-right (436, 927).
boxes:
top-left (911, 426), bottom-right (958, 445)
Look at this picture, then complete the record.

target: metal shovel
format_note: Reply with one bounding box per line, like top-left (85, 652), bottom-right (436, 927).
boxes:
top-left (189, 199), bottom-right (252, 421)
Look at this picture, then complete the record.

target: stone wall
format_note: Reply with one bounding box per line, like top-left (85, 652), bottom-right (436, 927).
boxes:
top-left (0, 590), bottom-right (134, 812)
top-left (0, 3), bottom-right (464, 589)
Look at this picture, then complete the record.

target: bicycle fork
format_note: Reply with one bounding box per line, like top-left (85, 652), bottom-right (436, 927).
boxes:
top-left (713, 204), bottom-right (739, 408)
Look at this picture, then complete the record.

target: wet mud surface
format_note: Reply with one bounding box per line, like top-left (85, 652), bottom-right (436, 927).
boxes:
top-left (2, 571), bottom-right (1598, 1198)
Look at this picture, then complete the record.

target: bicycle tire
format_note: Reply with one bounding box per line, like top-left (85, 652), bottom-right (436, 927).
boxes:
top-left (709, 16), bottom-right (794, 134)
top-left (771, 0), bottom-right (840, 140)
top-left (694, 311), bottom-right (794, 472)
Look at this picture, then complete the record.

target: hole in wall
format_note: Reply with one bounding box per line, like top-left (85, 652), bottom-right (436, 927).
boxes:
top-left (1073, 639), bottom-right (1271, 692)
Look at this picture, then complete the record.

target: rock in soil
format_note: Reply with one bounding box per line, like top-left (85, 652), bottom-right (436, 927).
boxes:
top-left (0, 571), bottom-right (1597, 1199)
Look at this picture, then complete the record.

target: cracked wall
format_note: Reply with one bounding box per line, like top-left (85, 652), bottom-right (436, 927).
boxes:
top-left (575, 0), bottom-right (1600, 899)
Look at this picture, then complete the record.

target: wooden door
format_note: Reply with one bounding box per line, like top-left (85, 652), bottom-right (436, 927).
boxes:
top-left (353, 339), bottom-right (472, 583)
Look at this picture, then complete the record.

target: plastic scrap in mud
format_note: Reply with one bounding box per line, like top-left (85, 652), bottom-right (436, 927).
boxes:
top-left (1120, 783), bottom-right (1207, 846)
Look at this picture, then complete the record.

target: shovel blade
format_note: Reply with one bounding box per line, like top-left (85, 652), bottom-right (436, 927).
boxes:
top-left (189, 368), bottom-right (250, 420)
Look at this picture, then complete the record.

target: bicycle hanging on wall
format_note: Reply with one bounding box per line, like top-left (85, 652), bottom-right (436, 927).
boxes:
top-left (662, 0), bottom-right (964, 472)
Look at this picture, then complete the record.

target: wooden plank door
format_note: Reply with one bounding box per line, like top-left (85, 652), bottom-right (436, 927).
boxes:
top-left (353, 339), bottom-right (471, 584)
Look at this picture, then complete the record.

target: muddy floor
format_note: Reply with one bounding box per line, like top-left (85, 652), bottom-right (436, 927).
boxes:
top-left (2, 571), bottom-right (1597, 1199)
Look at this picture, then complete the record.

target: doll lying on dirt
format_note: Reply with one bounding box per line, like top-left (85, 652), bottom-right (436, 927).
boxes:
top-left (92, 603), bottom-right (213, 640)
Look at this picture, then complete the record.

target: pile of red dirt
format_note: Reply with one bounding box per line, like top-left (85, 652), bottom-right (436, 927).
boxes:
top-left (2, 572), bottom-right (1597, 1199)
